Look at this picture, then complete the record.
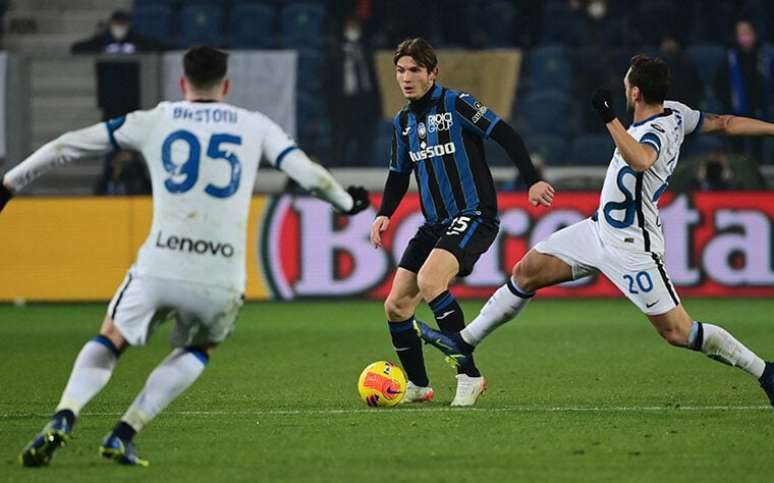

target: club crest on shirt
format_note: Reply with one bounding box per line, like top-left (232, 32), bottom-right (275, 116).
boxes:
top-left (417, 122), bottom-right (427, 140)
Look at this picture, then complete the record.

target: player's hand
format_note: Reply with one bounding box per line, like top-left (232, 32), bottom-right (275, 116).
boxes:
top-left (591, 88), bottom-right (616, 124)
top-left (371, 216), bottom-right (390, 248)
top-left (344, 185), bottom-right (370, 215)
top-left (0, 182), bottom-right (13, 213)
top-left (528, 181), bottom-right (555, 208)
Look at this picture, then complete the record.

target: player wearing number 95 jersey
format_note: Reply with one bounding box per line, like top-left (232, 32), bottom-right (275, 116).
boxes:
top-left (3, 46), bottom-right (370, 468)
top-left (417, 54), bottom-right (774, 410)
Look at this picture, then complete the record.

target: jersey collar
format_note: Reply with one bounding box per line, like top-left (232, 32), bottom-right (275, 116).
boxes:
top-left (631, 108), bottom-right (673, 127)
top-left (409, 83), bottom-right (443, 113)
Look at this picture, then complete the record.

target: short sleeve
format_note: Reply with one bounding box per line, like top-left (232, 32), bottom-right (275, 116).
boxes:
top-left (453, 92), bottom-right (501, 139)
top-left (389, 114), bottom-right (411, 173)
top-left (108, 108), bottom-right (157, 150)
top-left (665, 100), bottom-right (703, 136)
top-left (258, 112), bottom-right (297, 169)
top-left (639, 127), bottom-right (667, 159)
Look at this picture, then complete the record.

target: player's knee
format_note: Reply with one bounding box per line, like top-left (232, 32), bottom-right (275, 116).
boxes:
top-left (384, 297), bottom-right (412, 321)
top-left (512, 260), bottom-right (535, 292)
top-left (416, 271), bottom-right (444, 302)
top-left (99, 317), bottom-right (129, 352)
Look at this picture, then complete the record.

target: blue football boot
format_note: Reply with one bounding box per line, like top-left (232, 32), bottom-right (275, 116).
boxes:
top-left (19, 416), bottom-right (72, 467)
top-left (413, 320), bottom-right (473, 368)
top-left (759, 362), bottom-right (774, 410)
top-left (100, 433), bottom-right (149, 467)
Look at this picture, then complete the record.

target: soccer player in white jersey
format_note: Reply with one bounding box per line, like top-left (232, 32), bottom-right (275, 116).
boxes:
top-left (1, 47), bottom-right (370, 467)
top-left (416, 54), bottom-right (774, 408)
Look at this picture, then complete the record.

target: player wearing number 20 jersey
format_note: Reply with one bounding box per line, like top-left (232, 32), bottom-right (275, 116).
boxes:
top-left (596, 100), bottom-right (702, 255)
top-left (5, 47), bottom-right (369, 468)
top-left (416, 54), bottom-right (774, 413)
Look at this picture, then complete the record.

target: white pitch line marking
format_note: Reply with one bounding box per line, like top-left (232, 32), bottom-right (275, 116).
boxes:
top-left (2, 405), bottom-right (770, 419)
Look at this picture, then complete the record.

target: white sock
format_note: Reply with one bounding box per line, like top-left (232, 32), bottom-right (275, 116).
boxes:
top-left (55, 336), bottom-right (119, 415)
top-left (121, 348), bottom-right (208, 432)
top-left (461, 278), bottom-right (533, 346)
top-left (693, 322), bottom-right (765, 378)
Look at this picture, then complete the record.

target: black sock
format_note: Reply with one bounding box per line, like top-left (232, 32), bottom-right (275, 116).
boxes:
top-left (429, 291), bottom-right (481, 378)
top-left (53, 409), bottom-right (75, 430)
top-left (388, 317), bottom-right (429, 387)
top-left (112, 421), bottom-right (137, 443)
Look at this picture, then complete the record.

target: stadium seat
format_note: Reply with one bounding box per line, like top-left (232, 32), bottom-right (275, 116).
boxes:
top-left (134, 0), bottom-right (176, 7)
top-left (280, 3), bottom-right (326, 50)
top-left (296, 48), bottom-right (323, 94)
top-left (461, 0), bottom-right (516, 48)
top-left (513, 89), bottom-right (573, 137)
top-left (523, 44), bottom-right (573, 91)
top-left (132, 5), bottom-right (173, 44)
top-left (229, 3), bottom-right (277, 49)
top-left (180, 4), bottom-right (225, 48)
top-left (568, 134), bottom-right (615, 166)
top-left (540, 0), bottom-right (575, 45)
top-left (297, 93), bottom-right (332, 162)
top-left (682, 134), bottom-right (725, 158)
top-left (685, 43), bottom-right (726, 98)
top-left (525, 134), bottom-right (568, 166)
top-left (368, 120), bottom-right (394, 167)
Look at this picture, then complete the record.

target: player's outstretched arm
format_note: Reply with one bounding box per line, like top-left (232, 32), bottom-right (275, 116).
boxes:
top-left (699, 113), bottom-right (774, 136)
top-left (0, 123), bottom-right (117, 212)
top-left (591, 89), bottom-right (657, 172)
top-left (488, 121), bottom-right (554, 207)
top-left (279, 149), bottom-right (369, 215)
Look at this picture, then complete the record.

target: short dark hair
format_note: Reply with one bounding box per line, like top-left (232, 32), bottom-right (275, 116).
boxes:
top-left (183, 46), bottom-right (229, 89)
top-left (628, 54), bottom-right (671, 104)
top-left (393, 37), bottom-right (438, 71)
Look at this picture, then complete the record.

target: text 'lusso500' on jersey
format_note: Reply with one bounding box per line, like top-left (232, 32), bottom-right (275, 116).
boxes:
top-left (409, 142), bottom-right (456, 162)
top-left (172, 106), bottom-right (238, 124)
top-left (155, 231), bottom-right (235, 257)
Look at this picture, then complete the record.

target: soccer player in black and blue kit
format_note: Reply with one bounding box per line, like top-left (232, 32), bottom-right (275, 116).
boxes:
top-left (370, 38), bottom-right (554, 406)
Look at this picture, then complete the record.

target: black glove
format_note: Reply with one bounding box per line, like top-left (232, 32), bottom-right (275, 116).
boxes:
top-left (0, 182), bottom-right (12, 213)
top-left (344, 185), bottom-right (370, 215)
top-left (591, 88), bottom-right (616, 124)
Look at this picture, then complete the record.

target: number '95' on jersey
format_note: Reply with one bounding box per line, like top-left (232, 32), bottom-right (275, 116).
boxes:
top-left (106, 101), bottom-right (296, 291)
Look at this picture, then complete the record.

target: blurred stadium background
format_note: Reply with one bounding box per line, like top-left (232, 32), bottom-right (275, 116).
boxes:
top-left (2, 2), bottom-right (774, 481)
top-left (0, 0), bottom-right (772, 301)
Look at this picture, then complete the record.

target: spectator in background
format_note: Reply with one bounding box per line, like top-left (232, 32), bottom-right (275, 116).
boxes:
top-left (691, 155), bottom-right (736, 191)
top-left (72, 10), bottom-right (160, 195)
top-left (659, 36), bottom-right (703, 108)
top-left (70, 10), bottom-right (164, 54)
top-left (715, 19), bottom-right (773, 161)
top-left (327, 15), bottom-right (381, 166)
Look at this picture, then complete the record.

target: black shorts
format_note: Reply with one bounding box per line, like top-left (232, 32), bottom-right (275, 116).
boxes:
top-left (398, 215), bottom-right (499, 277)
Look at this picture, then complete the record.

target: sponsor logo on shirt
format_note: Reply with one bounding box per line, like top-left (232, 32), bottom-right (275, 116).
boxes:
top-left (427, 112), bottom-right (453, 132)
top-left (409, 142), bottom-right (457, 162)
top-left (155, 231), bottom-right (235, 258)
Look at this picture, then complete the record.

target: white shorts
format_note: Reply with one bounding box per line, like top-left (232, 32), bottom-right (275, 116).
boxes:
top-left (107, 271), bottom-right (243, 347)
top-left (534, 218), bottom-right (680, 315)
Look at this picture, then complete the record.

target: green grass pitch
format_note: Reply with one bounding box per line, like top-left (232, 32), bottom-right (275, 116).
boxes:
top-left (1, 299), bottom-right (773, 482)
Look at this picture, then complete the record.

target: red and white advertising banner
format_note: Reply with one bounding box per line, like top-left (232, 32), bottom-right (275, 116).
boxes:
top-left (259, 192), bottom-right (774, 299)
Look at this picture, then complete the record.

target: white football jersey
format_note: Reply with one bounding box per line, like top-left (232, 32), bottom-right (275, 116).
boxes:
top-left (595, 100), bottom-right (703, 254)
top-left (108, 101), bottom-right (296, 291)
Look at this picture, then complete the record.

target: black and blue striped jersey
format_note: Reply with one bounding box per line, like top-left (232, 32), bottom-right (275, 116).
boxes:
top-left (389, 83), bottom-right (501, 224)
